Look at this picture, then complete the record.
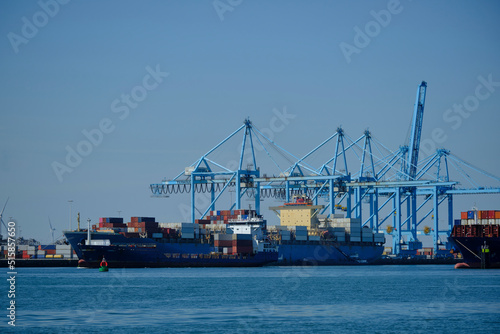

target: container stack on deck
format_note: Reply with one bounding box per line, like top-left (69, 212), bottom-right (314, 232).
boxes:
top-left (94, 217), bottom-right (178, 239)
top-left (452, 210), bottom-right (500, 238)
top-left (195, 209), bottom-right (255, 225)
top-left (459, 210), bottom-right (500, 225)
top-left (213, 233), bottom-right (254, 255)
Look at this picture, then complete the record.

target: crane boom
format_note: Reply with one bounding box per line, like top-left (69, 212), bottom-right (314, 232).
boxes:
top-left (407, 81), bottom-right (427, 180)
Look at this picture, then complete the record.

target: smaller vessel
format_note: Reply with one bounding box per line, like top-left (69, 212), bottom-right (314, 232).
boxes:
top-left (99, 257), bottom-right (109, 272)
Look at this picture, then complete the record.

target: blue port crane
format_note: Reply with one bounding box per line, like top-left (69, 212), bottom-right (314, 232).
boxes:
top-left (395, 81), bottom-right (427, 254)
top-left (151, 82), bottom-right (500, 257)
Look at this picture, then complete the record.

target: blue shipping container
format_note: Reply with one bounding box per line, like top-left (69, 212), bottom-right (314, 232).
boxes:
top-left (467, 211), bottom-right (474, 219)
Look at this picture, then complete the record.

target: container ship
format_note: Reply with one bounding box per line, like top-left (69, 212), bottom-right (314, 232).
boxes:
top-left (449, 209), bottom-right (500, 269)
top-left (269, 196), bottom-right (384, 265)
top-left (64, 197), bottom-right (384, 268)
top-left (64, 213), bottom-right (278, 268)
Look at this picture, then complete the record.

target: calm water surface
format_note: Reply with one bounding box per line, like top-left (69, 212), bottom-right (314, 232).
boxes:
top-left (1, 265), bottom-right (499, 333)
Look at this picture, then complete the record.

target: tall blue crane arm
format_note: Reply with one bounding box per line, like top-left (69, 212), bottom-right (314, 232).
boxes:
top-left (407, 81), bottom-right (427, 180)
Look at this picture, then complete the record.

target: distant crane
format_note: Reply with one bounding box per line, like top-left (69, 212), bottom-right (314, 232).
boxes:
top-left (48, 216), bottom-right (56, 244)
top-left (0, 198), bottom-right (9, 240)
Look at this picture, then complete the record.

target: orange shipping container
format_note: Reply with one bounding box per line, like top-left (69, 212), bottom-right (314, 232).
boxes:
top-left (495, 211), bottom-right (500, 219)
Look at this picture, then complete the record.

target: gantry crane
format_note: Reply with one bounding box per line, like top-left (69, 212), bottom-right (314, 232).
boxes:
top-left (151, 82), bottom-right (500, 256)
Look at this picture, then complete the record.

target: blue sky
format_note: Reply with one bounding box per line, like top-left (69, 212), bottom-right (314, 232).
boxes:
top-left (1, 1), bottom-right (499, 244)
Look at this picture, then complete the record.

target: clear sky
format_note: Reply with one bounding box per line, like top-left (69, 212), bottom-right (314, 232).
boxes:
top-left (1, 1), bottom-right (499, 244)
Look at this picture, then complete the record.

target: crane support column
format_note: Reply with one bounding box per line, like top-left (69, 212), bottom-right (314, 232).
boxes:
top-left (191, 174), bottom-right (196, 223)
top-left (392, 188), bottom-right (402, 255)
top-left (433, 186), bottom-right (439, 255)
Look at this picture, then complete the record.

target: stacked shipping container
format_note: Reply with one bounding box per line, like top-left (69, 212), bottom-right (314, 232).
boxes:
top-left (459, 210), bottom-right (500, 225)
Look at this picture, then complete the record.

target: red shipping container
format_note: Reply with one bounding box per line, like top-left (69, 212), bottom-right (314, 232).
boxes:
top-left (460, 212), bottom-right (467, 219)
top-left (488, 210), bottom-right (495, 219)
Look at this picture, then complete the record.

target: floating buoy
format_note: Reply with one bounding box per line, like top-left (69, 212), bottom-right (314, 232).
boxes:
top-left (99, 257), bottom-right (109, 272)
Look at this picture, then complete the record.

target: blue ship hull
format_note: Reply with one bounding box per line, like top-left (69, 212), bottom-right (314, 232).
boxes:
top-left (278, 242), bottom-right (383, 265)
top-left (65, 231), bottom-right (383, 267)
top-left (449, 236), bottom-right (500, 269)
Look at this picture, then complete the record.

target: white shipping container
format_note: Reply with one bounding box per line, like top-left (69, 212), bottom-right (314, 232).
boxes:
top-left (89, 239), bottom-right (111, 246)
top-left (281, 234), bottom-right (291, 241)
top-left (56, 245), bottom-right (72, 250)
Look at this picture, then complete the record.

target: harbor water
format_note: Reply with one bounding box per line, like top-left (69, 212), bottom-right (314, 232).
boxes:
top-left (2, 265), bottom-right (500, 333)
